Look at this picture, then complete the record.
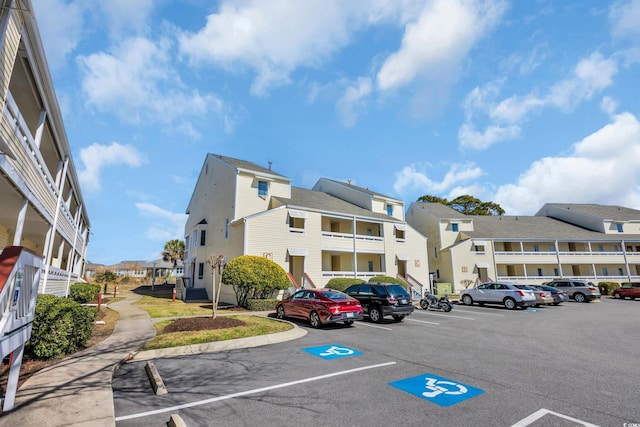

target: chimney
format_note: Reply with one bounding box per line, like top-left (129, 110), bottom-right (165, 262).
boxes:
top-left (268, 161), bottom-right (272, 171)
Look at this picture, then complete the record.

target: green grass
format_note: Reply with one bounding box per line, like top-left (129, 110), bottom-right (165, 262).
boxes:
top-left (141, 315), bottom-right (292, 350)
top-left (133, 295), bottom-right (214, 318)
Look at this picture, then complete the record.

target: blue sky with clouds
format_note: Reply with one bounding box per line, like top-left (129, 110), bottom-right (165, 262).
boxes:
top-left (33, 0), bottom-right (640, 265)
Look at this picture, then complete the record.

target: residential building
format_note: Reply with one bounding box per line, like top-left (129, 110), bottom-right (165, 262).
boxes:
top-left (183, 154), bottom-right (429, 304)
top-left (0, 1), bottom-right (90, 297)
top-left (407, 202), bottom-right (640, 293)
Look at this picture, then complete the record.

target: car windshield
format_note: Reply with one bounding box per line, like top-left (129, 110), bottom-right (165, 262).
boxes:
top-left (375, 284), bottom-right (409, 297)
top-left (515, 285), bottom-right (534, 290)
top-left (321, 290), bottom-right (349, 300)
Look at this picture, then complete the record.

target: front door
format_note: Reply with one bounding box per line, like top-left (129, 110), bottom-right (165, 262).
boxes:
top-left (290, 255), bottom-right (305, 288)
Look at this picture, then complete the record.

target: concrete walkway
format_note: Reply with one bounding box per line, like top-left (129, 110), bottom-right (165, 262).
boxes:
top-left (1, 295), bottom-right (304, 426)
top-left (1, 294), bottom-right (156, 427)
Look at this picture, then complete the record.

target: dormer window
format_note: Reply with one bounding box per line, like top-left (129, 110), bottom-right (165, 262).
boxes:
top-left (452, 223), bottom-right (459, 232)
top-left (617, 223), bottom-right (624, 232)
top-left (258, 180), bottom-right (268, 196)
top-left (386, 204), bottom-right (393, 216)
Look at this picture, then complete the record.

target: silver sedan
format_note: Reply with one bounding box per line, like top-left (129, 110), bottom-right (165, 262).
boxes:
top-left (460, 282), bottom-right (537, 310)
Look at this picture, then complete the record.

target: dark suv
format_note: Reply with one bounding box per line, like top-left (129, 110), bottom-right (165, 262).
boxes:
top-left (545, 279), bottom-right (601, 302)
top-left (343, 282), bottom-right (414, 322)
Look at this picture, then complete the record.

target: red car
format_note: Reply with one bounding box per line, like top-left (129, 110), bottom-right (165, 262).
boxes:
top-left (612, 282), bottom-right (640, 300)
top-left (275, 288), bottom-right (363, 328)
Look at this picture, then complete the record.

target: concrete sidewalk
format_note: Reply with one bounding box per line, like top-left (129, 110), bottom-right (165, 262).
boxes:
top-left (1, 294), bottom-right (156, 427)
top-left (1, 295), bottom-right (304, 426)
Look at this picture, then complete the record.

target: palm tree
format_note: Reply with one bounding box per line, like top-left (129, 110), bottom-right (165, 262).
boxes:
top-left (162, 239), bottom-right (185, 269)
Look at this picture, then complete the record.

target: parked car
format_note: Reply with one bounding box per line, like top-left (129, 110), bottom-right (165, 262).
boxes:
top-left (611, 282), bottom-right (640, 300)
top-left (275, 288), bottom-right (363, 328)
top-left (344, 282), bottom-right (414, 322)
top-left (544, 279), bottom-right (601, 303)
top-left (514, 284), bottom-right (554, 306)
top-left (529, 284), bottom-right (569, 305)
top-left (460, 282), bottom-right (537, 310)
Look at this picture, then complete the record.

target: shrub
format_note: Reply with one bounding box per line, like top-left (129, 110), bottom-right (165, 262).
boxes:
top-left (368, 275), bottom-right (404, 285)
top-left (222, 255), bottom-right (290, 308)
top-left (26, 294), bottom-right (98, 360)
top-left (597, 281), bottom-right (619, 296)
top-left (326, 278), bottom-right (363, 292)
top-left (69, 282), bottom-right (101, 304)
top-left (246, 298), bottom-right (278, 311)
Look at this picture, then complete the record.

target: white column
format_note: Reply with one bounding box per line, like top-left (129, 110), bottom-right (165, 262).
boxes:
top-left (34, 110), bottom-right (47, 149)
top-left (12, 198), bottom-right (28, 246)
top-left (56, 240), bottom-right (65, 268)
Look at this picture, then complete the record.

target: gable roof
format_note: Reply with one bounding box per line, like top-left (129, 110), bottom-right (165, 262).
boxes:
top-left (539, 203), bottom-right (640, 222)
top-left (211, 154), bottom-right (289, 180)
top-left (272, 187), bottom-right (399, 222)
top-left (412, 202), bottom-right (469, 219)
top-left (321, 178), bottom-right (403, 203)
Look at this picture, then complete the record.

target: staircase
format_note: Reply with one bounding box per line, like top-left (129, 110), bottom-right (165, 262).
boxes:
top-left (185, 288), bottom-right (209, 301)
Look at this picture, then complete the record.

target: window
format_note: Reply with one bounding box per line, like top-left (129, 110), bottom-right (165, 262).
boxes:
top-left (603, 267), bottom-right (609, 276)
top-left (619, 268), bottom-right (624, 276)
top-left (368, 261), bottom-right (374, 272)
top-left (550, 244), bottom-right (555, 251)
top-left (367, 228), bottom-right (373, 236)
top-left (537, 268), bottom-right (543, 276)
top-left (533, 244), bottom-right (540, 252)
top-left (451, 223), bottom-right (459, 232)
top-left (436, 269), bottom-right (440, 279)
top-left (598, 245), bottom-right (604, 252)
top-left (553, 268), bottom-right (559, 276)
top-left (617, 223), bottom-right (624, 232)
top-left (387, 204), bottom-right (393, 216)
top-left (258, 180), bottom-right (268, 196)
top-left (433, 247), bottom-right (438, 258)
top-left (395, 227), bottom-right (405, 240)
top-left (198, 262), bottom-right (204, 279)
top-left (200, 230), bottom-right (206, 246)
top-left (474, 245), bottom-right (485, 253)
top-left (225, 219), bottom-right (229, 239)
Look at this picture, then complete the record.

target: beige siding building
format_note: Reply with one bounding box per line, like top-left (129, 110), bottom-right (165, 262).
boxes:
top-left (0, 1), bottom-right (90, 296)
top-left (183, 154), bottom-right (429, 304)
top-left (407, 202), bottom-right (640, 293)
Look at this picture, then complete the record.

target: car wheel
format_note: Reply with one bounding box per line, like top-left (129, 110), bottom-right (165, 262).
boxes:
top-left (552, 302), bottom-right (560, 306)
top-left (392, 315), bottom-right (405, 322)
top-left (344, 320), bottom-right (354, 326)
top-left (309, 311), bottom-right (322, 328)
top-left (503, 297), bottom-right (517, 310)
top-left (462, 295), bottom-right (473, 306)
top-left (369, 306), bottom-right (383, 323)
top-left (420, 299), bottom-right (429, 310)
top-left (613, 293), bottom-right (621, 299)
top-left (574, 293), bottom-right (587, 303)
top-left (276, 305), bottom-right (285, 320)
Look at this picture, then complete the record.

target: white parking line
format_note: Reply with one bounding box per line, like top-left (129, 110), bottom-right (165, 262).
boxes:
top-left (356, 322), bottom-right (394, 331)
top-left (406, 318), bottom-right (440, 325)
top-left (115, 361), bottom-right (397, 421)
top-left (511, 408), bottom-right (599, 427)
top-left (419, 312), bottom-right (476, 321)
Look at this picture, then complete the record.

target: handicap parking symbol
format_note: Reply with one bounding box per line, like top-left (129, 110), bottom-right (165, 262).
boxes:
top-left (303, 344), bottom-right (363, 360)
top-left (389, 373), bottom-right (483, 407)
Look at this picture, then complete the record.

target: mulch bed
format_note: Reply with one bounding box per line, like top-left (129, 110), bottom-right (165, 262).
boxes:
top-left (162, 316), bottom-right (246, 333)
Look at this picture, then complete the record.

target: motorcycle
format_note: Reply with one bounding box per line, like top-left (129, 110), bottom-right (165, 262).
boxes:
top-left (419, 293), bottom-right (453, 312)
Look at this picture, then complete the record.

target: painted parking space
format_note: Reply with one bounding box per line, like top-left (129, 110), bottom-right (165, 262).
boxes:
top-left (389, 373), bottom-right (484, 407)
top-left (302, 344), bottom-right (363, 360)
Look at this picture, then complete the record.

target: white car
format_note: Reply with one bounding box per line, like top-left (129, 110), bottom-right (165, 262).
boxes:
top-left (460, 282), bottom-right (537, 310)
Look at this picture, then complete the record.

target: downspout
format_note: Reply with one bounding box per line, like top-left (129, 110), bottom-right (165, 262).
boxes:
top-left (352, 216), bottom-right (357, 278)
top-left (65, 206), bottom-right (82, 296)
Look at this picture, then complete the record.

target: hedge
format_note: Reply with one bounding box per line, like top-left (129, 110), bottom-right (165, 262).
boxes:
top-left (246, 298), bottom-right (279, 311)
top-left (69, 282), bottom-right (101, 304)
top-left (368, 275), bottom-right (405, 285)
top-left (26, 294), bottom-right (98, 360)
top-left (597, 281), bottom-right (619, 296)
top-left (222, 255), bottom-right (289, 308)
top-left (326, 278), bottom-right (364, 292)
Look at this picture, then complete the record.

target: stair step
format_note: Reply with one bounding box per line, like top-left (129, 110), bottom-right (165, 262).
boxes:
top-left (185, 288), bottom-right (209, 301)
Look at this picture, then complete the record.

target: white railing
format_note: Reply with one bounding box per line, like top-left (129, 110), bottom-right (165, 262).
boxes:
top-left (495, 251), bottom-right (628, 256)
top-left (321, 231), bottom-right (353, 239)
top-left (496, 275), bottom-right (640, 282)
top-left (0, 246), bottom-right (43, 412)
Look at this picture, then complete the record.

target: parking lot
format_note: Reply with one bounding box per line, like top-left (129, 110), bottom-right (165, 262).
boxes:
top-left (113, 298), bottom-right (640, 426)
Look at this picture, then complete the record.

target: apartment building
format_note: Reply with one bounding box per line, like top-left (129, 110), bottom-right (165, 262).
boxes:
top-left (0, 1), bottom-right (90, 296)
top-left (407, 202), bottom-right (640, 293)
top-left (183, 154), bottom-right (429, 304)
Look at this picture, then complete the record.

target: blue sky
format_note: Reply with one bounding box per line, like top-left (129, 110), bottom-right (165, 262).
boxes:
top-left (33, 0), bottom-right (640, 265)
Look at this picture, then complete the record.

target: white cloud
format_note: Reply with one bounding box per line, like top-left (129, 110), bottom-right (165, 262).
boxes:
top-left (610, 0), bottom-right (640, 39)
top-left (336, 77), bottom-right (372, 127)
top-left (78, 37), bottom-right (224, 130)
top-left (393, 162), bottom-right (484, 195)
top-left (78, 142), bottom-right (146, 191)
top-left (460, 52), bottom-right (618, 150)
top-left (32, 0), bottom-right (84, 69)
top-left (377, 0), bottom-right (508, 91)
top-left (136, 202), bottom-right (189, 242)
top-left (96, 0), bottom-right (155, 39)
top-left (494, 112), bottom-right (640, 214)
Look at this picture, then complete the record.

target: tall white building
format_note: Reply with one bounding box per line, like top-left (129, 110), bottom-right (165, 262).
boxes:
top-left (183, 154), bottom-right (429, 304)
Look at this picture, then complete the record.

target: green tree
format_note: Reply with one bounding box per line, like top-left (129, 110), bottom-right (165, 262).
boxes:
top-left (222, 255), bottom-right (289, 308)
top-left (162, 239), bottom-right (185, 268)
top-left (417, 194), bottom-right (505, 216)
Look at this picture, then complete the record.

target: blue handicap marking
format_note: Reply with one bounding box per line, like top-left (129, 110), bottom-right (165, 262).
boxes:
top-left (302, 344), bottom-right (363, 360)
top-left (389, 373), bottom-right (483, 407)
top-left (525, 308), bottom-right (541, 312)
